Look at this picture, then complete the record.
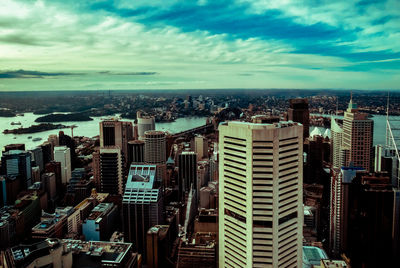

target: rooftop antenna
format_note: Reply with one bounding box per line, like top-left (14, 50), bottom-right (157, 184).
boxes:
top-left (386, 92), bottom-right (390, 147)
top-left (336, 97), bottom-right (339, 115)
top-left (350, 91), bottom-right (353, 101)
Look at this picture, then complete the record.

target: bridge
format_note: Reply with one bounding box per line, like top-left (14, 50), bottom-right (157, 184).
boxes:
top-left (171, 123), bottom-right (215, 139)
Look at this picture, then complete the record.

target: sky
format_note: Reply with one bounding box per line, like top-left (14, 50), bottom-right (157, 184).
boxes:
top-left (0, 0), bottom-right (399, 91)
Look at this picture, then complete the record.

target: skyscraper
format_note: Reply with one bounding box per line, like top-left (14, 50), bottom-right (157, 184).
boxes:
top-left (53, 146), bottom-right (71, 184)
top-left (329, 166), bottom-right (364, 256)
top-left (331, 118), bottom-right (344, 169)
top-left (346, 173), bottom-right (400, 267)
top-left (178, 151), bottom-right (197, 202)
top-left (99, 147), bottom-right (123, 195)
top-left (194, 135), bottom-right (208, 160)
top-left (342, 97), bottom-right (374, 171)
top-left (288, 98), bottom-right (310, 139)
top-left (137, 111), bottom-right (155, 141)
top-left (100, 119), bottom-right (133, 167)
top-left (30, 147), bottom-right (44, 173)
top-left (219, 121), bottom-right (303, 268)
top-left (144, 131), bottom-right (166, 185)
top-left (1, 150), bottom-right (32, 189)
top-left (122, 165), bottom-right (163, 258)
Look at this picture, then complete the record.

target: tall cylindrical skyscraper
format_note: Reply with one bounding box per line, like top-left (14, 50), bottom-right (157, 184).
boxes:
top-left (144, 131), bottom-right (166, 184)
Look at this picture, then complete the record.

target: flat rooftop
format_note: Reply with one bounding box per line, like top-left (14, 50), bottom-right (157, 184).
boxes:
top-left (63, 239), bottom-right (134, 266)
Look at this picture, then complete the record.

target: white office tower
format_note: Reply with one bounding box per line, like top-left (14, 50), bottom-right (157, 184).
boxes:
top-left (331, 118), bottom-right (344, 169)
top-left (54, 146), bottom-right (71, 184)
top-left (137, 111), bottom-right (155, 140)
top-left (219, 121), bottom-right (303, 268)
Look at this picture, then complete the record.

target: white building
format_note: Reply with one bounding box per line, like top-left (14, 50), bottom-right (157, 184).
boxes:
top-left (54, 146), bottom-right (71, 184)
top-left (331, 118), bottom-right (344, 169)
top-left (137, 111), bottom-right (155, 140)
top-left (219, 121), bottom-right (303, 268)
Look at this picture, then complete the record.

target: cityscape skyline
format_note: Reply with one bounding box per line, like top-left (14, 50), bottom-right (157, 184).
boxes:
top-left (0, 93), bottom-right (399, 267)
top-left (1, 0), bottom-right (399, 91)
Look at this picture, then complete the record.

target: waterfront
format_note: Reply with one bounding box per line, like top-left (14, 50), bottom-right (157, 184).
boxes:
top-left (1, 113), bottom-right (398, 156)
top-left (0, 113), bottom-right (207, 156)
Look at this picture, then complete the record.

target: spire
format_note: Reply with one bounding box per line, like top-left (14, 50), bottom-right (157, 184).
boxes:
top-left (347, 91), bottom-right (357, 110)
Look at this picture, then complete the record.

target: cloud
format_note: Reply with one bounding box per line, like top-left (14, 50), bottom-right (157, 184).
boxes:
top-left (85, 0), bottom-right (400, 65)
top-left (0, 0), bottom-right (399, 90)
top-left (0, 69), bottom-right (82, 79)
top-left (98, 71), bottom-right (158, 75)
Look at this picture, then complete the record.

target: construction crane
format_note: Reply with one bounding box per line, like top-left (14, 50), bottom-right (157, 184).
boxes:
top-left (70, 125), bottom-right (77, 137)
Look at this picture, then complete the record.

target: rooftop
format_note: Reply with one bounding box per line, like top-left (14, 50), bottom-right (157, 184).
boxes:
top-left (86, 203), bottom-right (114, 221)
top-left (11, 239), bottom-right (61, 265)
top-left (221, 120), bottom-right (302, 130)
top-left (303, 246), bottom-right (329, 268)
top-left (320, 259), bottom-right (348, 268)
top-left (63, 239), bottom-right (135, 266)
top-left (126, 164), bottom-right (157, 189)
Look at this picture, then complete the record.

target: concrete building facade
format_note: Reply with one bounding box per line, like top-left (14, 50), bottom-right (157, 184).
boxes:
top-left (218, 121), bottom-right (303, 268)
top-left (54, 146), bottom-right (71, 184)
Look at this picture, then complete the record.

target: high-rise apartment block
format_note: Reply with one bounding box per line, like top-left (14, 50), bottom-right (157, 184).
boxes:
top-left (219, 121), bottom-right (303, 268)
top-left (54, 146), bottom-right (71, 184)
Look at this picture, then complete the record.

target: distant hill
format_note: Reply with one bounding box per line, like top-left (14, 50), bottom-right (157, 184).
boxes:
top-left (35, 113), bottom-right (93, 122)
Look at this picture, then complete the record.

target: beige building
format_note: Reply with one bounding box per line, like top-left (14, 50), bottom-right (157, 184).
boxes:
top-left (342, 98), bottom-right (373, 171)
top-left (219, 121), bottom-right (303, 268)
top-left (331, 98), bottom-right (373, 171)
top-left (194, 135), bottom-right (208, 159)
